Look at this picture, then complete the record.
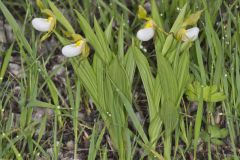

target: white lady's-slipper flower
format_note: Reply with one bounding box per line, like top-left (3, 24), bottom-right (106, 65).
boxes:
top-left (32, 17), bottom-right (53, 32)
top-left (182, 27), bottom-right (200, 42)
top-left (62, 40), bottom-right (85, 57)
top-left (137, 20), bottom-right (155, 41)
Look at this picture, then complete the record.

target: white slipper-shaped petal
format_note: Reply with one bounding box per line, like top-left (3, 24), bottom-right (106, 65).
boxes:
top-left (182, 27), bottom-right (199, 42)
top-left (137, 27), bottom-right (155, 41)
top-left (32, 18), bottom-right (52, 32)
top-left (62, 43), bottom-right (83, 57)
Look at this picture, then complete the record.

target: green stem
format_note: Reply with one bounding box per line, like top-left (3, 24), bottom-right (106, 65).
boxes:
top-left (164, 134), bottom-right (172, 160)
top-left (193, 87), bottom-right (203, 160)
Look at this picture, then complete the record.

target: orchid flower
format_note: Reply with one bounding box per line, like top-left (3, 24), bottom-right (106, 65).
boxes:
top-left (31, 9), bottom-right (56, 41)
top-left (137, 20), bottom-right (155, 41)
top-left (32, 17), bottom-right (54, 32)
top-left (61, 34), bottom-right (90, 58)
top-left (177, 10), bottom-right (202, 42)
top-left (182, 27), bottom-right (200, 42)
top-left (62, 40), bottom-right (86, 57)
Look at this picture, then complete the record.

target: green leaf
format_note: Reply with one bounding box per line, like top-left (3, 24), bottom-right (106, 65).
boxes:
top-left (47, 0), bottom-right (75, 33)
top-left (0, 44), bottom-right (13, 84)
top-left (124, 46), bottom-right (136, 85)
top-left (208, 125), bottom-right (228, 139)
top-left (75, 11), bottom-right (111, 63)
top-left (107, 62), bottom-right (149, 145)
top-left (150, 0), bottom-right (163, 27)
top-left (117, 16), bottom-right (124, 60)
top-left (175, 51), bottom-right (190, 94)
top-left (93, 17), bottom-right (112, 61)
top-left (186, 81), bottom-right (226, 102)
top-left (0, 1), bottom-right (32, 54)
top-left (27, 100), bottom-right (57, 109)
top-left (88, 124), bottom-right (106, 160)
top-left (211, 138), bottom-right (224, 145)
top-left (182, 10), bottom-right (203, 27)
top-left (133, 46), bottom-right (155, 119)
top-left (1, 133), bottom-right (23, 160)
top-left (104, 18), bottom-right (114, 44)
top-left (161, 4), bottom-right (187, 56)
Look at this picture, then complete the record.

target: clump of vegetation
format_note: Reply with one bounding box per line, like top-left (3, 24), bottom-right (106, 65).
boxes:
top-left (0, 0), bottom-right (239, 159)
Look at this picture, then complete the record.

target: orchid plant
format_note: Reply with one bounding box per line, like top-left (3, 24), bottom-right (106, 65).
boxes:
top-left (31, 1), bottom-right (205, 159)
top-left (134, 3), bottom-right (203, 159)
top-left (31, 1), bottom-right (204, 159)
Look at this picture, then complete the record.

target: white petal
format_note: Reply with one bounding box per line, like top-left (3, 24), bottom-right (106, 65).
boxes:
top-left (182, 27), bottom-right (200, 42)
top-left (62, 44), bottom-right (83, 57)
top-left (137, 27), bottom-right (155, 41)
top-left (32, 18), bottom-right (51, 32)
